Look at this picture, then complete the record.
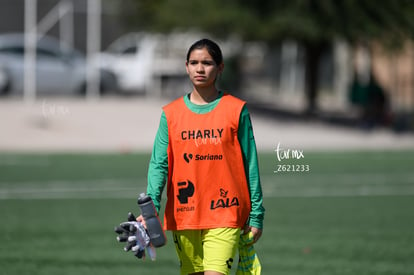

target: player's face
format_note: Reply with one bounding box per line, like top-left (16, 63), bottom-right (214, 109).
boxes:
top-left (186, 48), bottom-right (223, 88)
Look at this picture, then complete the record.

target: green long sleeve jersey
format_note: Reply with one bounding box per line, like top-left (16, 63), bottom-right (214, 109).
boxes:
top-left (147, 92), bottom-right (265, 229)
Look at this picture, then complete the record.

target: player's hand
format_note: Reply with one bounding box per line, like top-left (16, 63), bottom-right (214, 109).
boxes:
top-left (250, 227), bottom-right (263, 243)
top-left (243, 224), bottom-right (263, 243)
top-left (114, 212), bottom-right (156, 260)
top-left (136, 214), bottom-right (146, 229)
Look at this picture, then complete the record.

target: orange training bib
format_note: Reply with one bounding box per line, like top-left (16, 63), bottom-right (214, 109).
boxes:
top-left (162, 94), bottom-right (251, 230)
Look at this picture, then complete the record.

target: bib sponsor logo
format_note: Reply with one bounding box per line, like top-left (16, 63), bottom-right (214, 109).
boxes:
top-left (183, 153), bottom-right (193, 163)
top-left (181, 128), bottom-right (224, 147)
top-left (195, 154), bottom-right (223, 161)
top-left (181, 128), bottom-right (223, 140)
top-left (177, 180), bottom-right (194, 204)
top-left (183, 152), bottom-right (223, 163)
top-left (210, 188), bottom-right (239, 210)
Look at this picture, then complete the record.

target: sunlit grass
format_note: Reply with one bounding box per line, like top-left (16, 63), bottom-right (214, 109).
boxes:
top-left (0, 151), bottom-right (413, 274)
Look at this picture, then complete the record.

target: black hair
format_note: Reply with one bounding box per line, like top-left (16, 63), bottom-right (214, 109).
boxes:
top-left (186, 38), bottom-right (223, 66)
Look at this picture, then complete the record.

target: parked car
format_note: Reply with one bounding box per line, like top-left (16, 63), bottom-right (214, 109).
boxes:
top-left (96, 32), bottom-right (243, 96)
top-left (96, 32), bottom-right (159, 93)
top-left (97, 32), bottom-right (224, 95)
top-left (0, 33), bottom-right (117, 96)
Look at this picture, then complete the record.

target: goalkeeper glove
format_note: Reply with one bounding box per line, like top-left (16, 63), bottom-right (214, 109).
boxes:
top-left (114, 212), bottom-right (156, 260)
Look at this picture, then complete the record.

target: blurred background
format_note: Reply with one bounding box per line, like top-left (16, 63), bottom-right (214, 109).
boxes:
top-left (0, 0), bottom-right (414, 128)
top-left (1, 1), bottom-right (414, 275)
top-left (0, 0), bottom-right (413, 151)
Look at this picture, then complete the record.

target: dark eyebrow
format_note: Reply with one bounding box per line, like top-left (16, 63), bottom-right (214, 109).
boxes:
top-left (188, 59), bottom-right (215, 64)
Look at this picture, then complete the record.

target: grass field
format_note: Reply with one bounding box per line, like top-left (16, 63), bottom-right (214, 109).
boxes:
top-left (1, 150), bottom-right (414, 275)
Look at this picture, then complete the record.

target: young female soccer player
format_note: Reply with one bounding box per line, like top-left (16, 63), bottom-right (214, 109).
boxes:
top-left (146, 38), bottom-right (265, 275)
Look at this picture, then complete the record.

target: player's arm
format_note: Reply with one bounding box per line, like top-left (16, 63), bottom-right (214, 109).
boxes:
top-left (238, 105), bottom-right (265, 230)
top-left (147, 111), bottom-right (169, 213)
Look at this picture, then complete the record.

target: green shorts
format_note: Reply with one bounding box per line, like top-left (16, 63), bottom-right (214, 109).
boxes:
top-left (172, 227), bottom-right (241, 275)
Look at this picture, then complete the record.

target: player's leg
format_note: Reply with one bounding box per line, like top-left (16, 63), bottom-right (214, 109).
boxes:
top-left (202, 228), bottom-right (241, 275)
top-left (204, 271), bottom-right (224, 275)
top-left (172, 230), bottom-right (204, 275)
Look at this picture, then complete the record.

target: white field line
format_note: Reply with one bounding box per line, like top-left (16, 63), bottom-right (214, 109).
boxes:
top-left (0, 179), bottom-right (147, 200)
top-left (263, 185), bottom-right (414, 198)
top-left (265, 173), bottom-right (414, 185)
top-left (262, 172), bottom-right (414, 197)
top-left (1, 173), bottom-right (414, 199)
